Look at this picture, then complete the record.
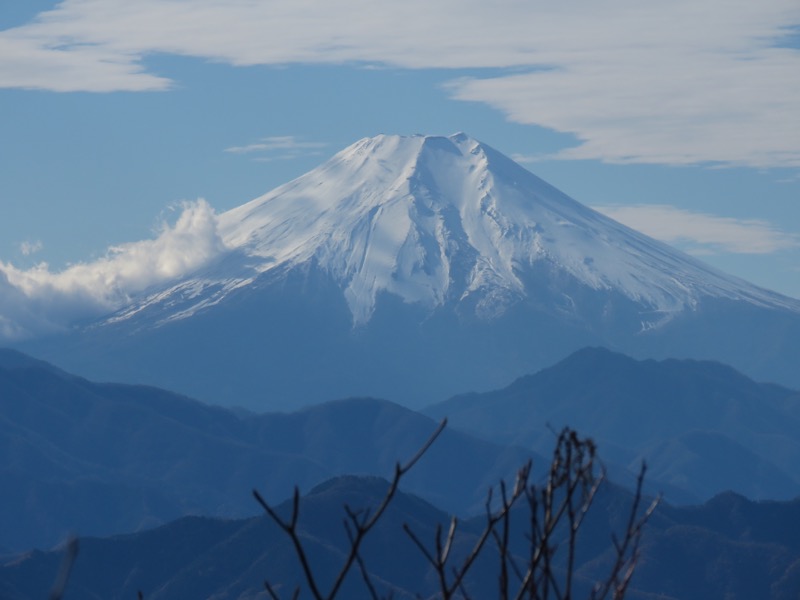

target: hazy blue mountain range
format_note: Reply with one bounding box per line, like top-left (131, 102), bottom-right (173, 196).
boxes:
top-left (0, 349), bottom-right (534, 552)
top-left (2, 475), bottom-right (799, 600)
top-left (428, 346), bottom-right (800, 503)
top-left (15, 134), bottom-right (800, 410)
top-left (4, 347), bottom-right (800, 557)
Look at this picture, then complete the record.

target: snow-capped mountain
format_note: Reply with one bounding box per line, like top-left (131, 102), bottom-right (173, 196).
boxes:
top-left (19, 134), bottom-right (800, 409)
top-left (110, 133), bottom-right (796, 331)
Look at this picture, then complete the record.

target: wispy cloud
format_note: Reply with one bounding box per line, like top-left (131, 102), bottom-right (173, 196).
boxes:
top-left (511, 153), bottom-right (551, 165)
top-left (0, 199), bottom-right (227, 341)
top-left (1, 1), bottom-right (798, 167)
top-left (594, 204), bottom-right (800, 255)
top-left (19, 240), bottom-right (43, 256)
top-left (776, 173), bottom-right (800, 184)
top-left (0, 26), bottom-right (172, 92)
top-left (224, 136), bottom-right (328, 161)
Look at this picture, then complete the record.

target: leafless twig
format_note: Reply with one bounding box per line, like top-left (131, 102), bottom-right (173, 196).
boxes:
top-left (257, 424), bottom-right (655, 600)
top-left (254, 418), bottom-right (447, 599)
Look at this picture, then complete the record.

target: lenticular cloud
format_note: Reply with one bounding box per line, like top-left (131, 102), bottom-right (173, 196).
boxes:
top-left (0, 199), bottom-right (226, 341)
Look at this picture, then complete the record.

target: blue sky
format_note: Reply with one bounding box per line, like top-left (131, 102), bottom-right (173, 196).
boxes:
top-left (1, 0), bottom-right (799, 339)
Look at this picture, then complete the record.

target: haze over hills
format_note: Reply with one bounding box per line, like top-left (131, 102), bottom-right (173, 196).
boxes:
top-left (3, 476), bottom-right (800, 600)
top-left (0, 349), bottom-right (533, 552)
top-left (4, 347), bottom-right (800, 555)
top-left (4, 346), bottom-right (800, 596)
top-left (428, 347), bottom-right (800, 503)
top-left (15, 133), bottom-right (800, 409)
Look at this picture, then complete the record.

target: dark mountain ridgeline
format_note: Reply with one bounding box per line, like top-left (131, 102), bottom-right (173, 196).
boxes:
top-left (427, 347), bottom-right (800, 503)
top-left (0, 350), bottom-right (535, 552)
top-left (2, 476), bottom-right (800, 600)
top-left (2, 134), bottom-right (798, 599)
top-left (4, 346), bottom-right (800, 553)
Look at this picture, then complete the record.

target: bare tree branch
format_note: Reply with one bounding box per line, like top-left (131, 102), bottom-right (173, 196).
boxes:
top-left (404, 461), bottom-right (532, 599)
top-left (254, 418), bottom-right (447, 599)
top-left (590, 463), bottom-right (660, 600)
top-left (256, 424), bottom-right (654, 600)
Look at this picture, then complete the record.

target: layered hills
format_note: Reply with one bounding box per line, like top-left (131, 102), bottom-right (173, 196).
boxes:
top-left (3, 476), bottom-right (800, 600)
top-left (4, 348), bottom-right (800, 555)
top-left (4, 133), bottom-right (800, 598)
top-left (428, 347), bottom-right (800, 502)
top-left (0, 349), bottom-right (530, 552)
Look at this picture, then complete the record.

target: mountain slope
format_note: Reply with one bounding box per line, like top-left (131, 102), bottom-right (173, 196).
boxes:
top-left (16, 134), bottom-right (800, 408)
top-left (426, 347), bottom-right (800, 502)
top-left (0, 351), bottom-right (533, 552)
top-left (3, 476), bottom-right (800, 600)
top-left (118, 133), bottom-right (800, 328)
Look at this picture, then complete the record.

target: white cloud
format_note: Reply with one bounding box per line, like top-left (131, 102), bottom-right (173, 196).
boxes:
top-left (0, 27), bottom-right (171, 92)
top-left (594, 204), bottom-right (800, 254)
top-left (1, 0), bottom-right (798, 167)
top-left (511, 153), bottom-right (550, 165)
top-left (19, 240), bottom-right (43, 256)
top-left (449, 50), bottom-right (800, 168)
top-left (224, 135), bottom-right (328, 160)
top-left (0, 199), bottom-right (227, 341)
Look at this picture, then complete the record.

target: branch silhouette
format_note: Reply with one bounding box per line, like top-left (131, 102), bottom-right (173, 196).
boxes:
top-left (255, 424), bottom-right (658, 600)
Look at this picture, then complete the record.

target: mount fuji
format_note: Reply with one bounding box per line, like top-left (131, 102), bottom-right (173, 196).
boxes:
top-left (18, 134), bottom-right (800, 409)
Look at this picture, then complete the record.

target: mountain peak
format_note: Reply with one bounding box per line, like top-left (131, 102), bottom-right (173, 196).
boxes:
top-left (21, 134), bottom-right (800, 409)
top-left (213, 133), bottom-right (796, 327)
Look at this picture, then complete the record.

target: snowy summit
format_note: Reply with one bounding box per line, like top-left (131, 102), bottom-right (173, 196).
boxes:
top-left (23, 133), bottom-right (800, 408)
top-left (123, 132), bottom-right (795, 329)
